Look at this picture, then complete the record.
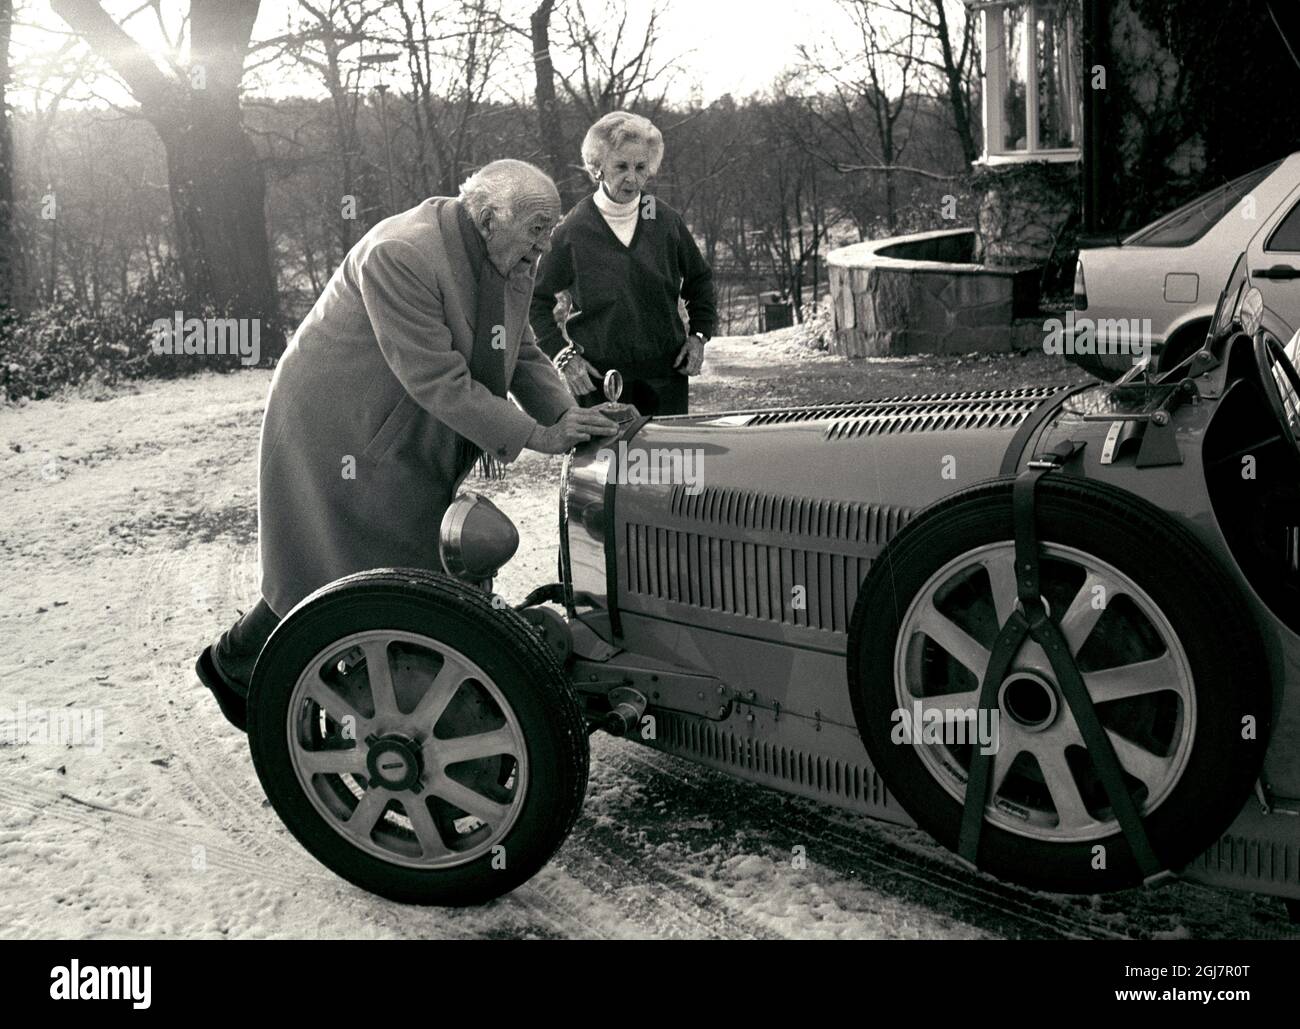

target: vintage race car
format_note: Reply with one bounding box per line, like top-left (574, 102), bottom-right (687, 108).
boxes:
top-left (244, 279), bottom-right (1300, 919)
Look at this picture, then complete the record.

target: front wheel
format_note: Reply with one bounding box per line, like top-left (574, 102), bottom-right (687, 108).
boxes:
top-left (849, 478), bottom-right (1269, 894)
top-left (248, 569), bottom-right (589, 906)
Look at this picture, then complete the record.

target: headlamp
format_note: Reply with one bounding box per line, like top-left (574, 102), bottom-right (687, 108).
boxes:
top-left (438, 493), bottom-right (519, 586)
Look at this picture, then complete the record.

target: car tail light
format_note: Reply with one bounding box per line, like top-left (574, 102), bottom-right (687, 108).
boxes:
top-left (1073, 259), bottom-right (1087, 311)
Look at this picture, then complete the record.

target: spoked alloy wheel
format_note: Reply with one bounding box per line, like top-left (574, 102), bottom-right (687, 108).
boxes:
top-left (850, 478), bottom-right (1269, 893)
top-left (249, 570), bottom-right (588, 906)
top-left (287, 628), bottom-right (529, 870)
top-left (893, 541), bottom-right (1195, 843)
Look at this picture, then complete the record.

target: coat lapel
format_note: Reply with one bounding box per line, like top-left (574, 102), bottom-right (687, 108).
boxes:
top-left (437, 196), bottom-right (534, 373)
top-left (436, 198), bottom-right (478, 340)
top-left (503, 270), bottom-right (534, 368)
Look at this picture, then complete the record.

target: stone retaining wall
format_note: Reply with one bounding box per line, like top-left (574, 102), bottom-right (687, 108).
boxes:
top-left (827, 228), bottom-right (1040, 357)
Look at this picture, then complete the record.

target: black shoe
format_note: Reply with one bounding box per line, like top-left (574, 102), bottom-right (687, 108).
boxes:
top-left (195, 645), bottom-right (248, 732)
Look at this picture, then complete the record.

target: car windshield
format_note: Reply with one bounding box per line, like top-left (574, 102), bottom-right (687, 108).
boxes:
top-left (1211, 253), bottom-right (1248, 339)
top-left (1268, 329), bottom-right (1300, 434)
top-left (1124, 161), bottom-right (1281, 247)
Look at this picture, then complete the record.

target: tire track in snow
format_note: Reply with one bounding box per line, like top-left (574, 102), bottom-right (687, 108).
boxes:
top-left (134, 549), bottom-right (307, 867)
top-left (556, 816), bottom-right (786, 939)
top-left (0, 781), bottom-right (491, 938)
top-left (602, 745), bottom-right (1126, 940)
top-left (135, 547), bottom-right (627, 939)
top-left (0, 780), bottom-right (313, 891)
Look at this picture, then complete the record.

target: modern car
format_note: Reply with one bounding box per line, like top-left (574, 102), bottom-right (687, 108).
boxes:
top-left (1071, 151), bottom-right (1300, 379)
top-left (242, 284), bottom-right (1300, 919)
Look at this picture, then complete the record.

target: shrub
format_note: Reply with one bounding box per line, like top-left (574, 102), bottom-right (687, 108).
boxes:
top-left (0, 269), bottom-right (263, 402)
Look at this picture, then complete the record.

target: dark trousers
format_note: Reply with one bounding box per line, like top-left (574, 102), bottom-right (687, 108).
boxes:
top-left (213, 598), bottom-right (281, 695)
top-left (580, 371), bottom-right (689, 416)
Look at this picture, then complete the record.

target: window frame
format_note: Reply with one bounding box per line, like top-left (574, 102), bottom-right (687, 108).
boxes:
top-left (1264, 193), bottom-right (1300, 254)
top-left (980, 1), bottom-right (1082, 165)
top-left (1123, 161), bottom-right (1281, 248)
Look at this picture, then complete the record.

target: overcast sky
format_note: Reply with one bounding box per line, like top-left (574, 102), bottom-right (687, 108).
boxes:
top-left (11, 0), bottom-right (879, 110)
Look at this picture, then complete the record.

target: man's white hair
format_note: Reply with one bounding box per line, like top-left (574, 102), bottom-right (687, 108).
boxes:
top-left (581, 111), bottom-right (664, 183)
top-left (458, 159), bottom-right (557, 220)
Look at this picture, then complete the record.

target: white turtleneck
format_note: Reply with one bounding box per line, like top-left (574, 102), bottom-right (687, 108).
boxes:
top-left (593, 187), bottom-right (640, 246)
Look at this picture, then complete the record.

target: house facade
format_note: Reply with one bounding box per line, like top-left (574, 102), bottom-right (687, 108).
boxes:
top-left (968, 0), bottom-right (1300, 278)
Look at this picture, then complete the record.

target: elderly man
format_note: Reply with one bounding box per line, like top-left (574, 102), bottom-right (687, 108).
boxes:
top-left (197, 159), bottom-right (617, 730)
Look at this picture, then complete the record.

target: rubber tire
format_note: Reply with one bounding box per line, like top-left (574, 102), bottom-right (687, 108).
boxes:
top-left (848, 477), bottom-right (1269, 894)
top-left (247, 568), bottom-right (589, 906)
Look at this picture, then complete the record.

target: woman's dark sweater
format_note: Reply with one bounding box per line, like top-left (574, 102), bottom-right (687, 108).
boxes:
top-left (529, 193), bottom-right (716, 380)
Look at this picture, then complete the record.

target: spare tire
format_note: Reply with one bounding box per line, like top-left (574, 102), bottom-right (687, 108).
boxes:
top-left (248, 568), bottom-right (589, 906)
top-left (848, 477), bottom-right (1269, 894)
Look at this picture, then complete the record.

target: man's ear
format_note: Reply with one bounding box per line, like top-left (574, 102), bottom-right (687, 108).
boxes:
top-left (475, 207), bottom-right (496, 240)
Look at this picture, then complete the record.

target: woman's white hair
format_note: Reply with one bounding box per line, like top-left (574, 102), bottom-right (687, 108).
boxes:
top-left (458, 158), bottom-right (556, 220)
top-left (580, 111), bottom-right (664, 183)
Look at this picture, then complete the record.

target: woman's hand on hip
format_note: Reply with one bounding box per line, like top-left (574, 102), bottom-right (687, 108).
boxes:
top-left (554, 345), bottom-right (600, 397)
top-left (674, 334), bottom-right (705, 375)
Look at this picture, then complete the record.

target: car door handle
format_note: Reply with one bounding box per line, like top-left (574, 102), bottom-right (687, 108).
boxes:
top-left (1252, 264), bottom-right (1300, 280)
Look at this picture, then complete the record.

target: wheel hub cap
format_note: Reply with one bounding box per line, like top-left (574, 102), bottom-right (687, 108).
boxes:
top-left (365, 733), bottom-right (424, 792)
top-left (998, 671), bottom-right (1058, 732)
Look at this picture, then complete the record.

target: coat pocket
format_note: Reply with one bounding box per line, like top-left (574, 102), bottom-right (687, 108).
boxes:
top-left (361, 394), bottom-right (418, 462)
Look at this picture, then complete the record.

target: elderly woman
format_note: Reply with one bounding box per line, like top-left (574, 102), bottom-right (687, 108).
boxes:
top-left (530, 111), bottom-right (716, 416)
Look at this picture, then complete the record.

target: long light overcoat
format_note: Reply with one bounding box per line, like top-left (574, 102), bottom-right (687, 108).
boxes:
top-left (257, 197), bottom-right (574, 615)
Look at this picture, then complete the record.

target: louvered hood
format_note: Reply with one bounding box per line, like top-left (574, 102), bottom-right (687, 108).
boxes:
top-left (562, 386), bottom-right (1072, 649)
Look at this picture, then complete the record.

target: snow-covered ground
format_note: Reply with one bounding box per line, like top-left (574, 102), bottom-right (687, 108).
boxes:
top-left (1, 341), bottom-right (1295, 939)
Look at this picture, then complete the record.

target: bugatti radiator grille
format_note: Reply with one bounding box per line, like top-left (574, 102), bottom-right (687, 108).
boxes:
top-left (626, 489), bottom-right (911, 632)
top-left (624, 524), bottom-right (868, 632)
top-left (824, 392), bottom-right (1054, 440)
top-left (668, 487), bottom-right (910, 542)
top-left (624, 485), bottom-right (909, 631)
top-left (1192, 833), bottom-right (1300, 889)
top-left (741, 386), bottom-right (1059, 428)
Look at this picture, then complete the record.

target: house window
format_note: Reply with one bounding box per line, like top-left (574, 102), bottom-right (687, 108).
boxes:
top-left (980, 1), bottom-right (1082, 163)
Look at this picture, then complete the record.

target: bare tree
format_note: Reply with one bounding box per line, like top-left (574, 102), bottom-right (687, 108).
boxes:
top-left (0, 0), bottom-right (14, 314)
top-left (528, 0), bottom-right (574, 205)
top-left (392, 0), bottom-right (508, 199)
top-left (257, 0), bottom-right (384, 248)
top-left (0, 0), bottom-right (18, 313)
top-left (554, 0), bottom-right (676, 121)
top-left (50, 0), bottom-right (281, 348)
top-left (750, 98), bottom-right (829, 320)
top-left (799, 0), bottom-right (922, 233)
top-left (660, 99), bottom-right (748, 266)
top-left (870, 0), bottom-right (981, 163)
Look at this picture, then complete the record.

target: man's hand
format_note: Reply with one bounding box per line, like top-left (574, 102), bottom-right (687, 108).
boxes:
top-left (674, 334), bottom-right (705, 375)
top-left (526, 406), bottom-right (620, 454)
top-left (554, 345), bottom-right (600, 397)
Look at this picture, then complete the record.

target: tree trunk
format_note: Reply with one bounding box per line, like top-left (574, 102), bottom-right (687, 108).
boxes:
top-left (0, 0), bottom-right (15, 316)
top-left (157, 99), bottom-right (278, 337)
top-left (51, 0), bottom-right (281, 355)
top-left (932, 0), bottom-right (979, 165)
top-left (531, 0), bottom-right (576, 207)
